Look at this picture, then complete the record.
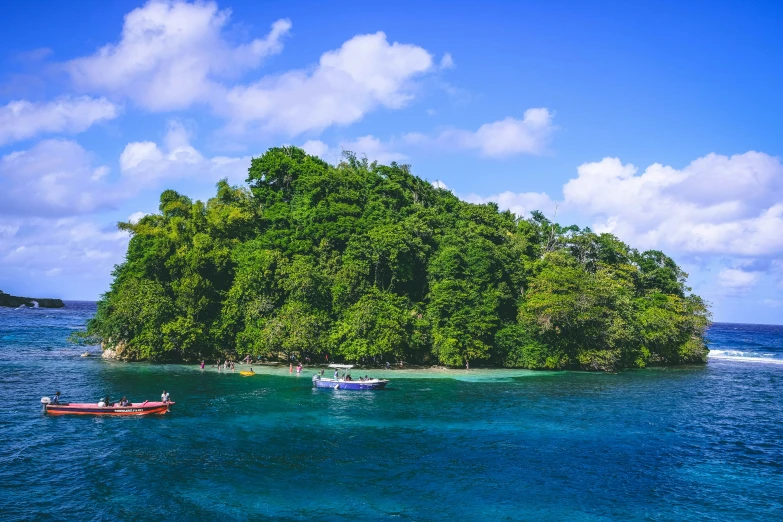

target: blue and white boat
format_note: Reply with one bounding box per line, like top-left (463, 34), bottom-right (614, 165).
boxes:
top-left (312, 364), bottom-right (389, 390)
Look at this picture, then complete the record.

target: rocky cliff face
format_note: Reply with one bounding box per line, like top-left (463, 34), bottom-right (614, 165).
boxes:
top-left (101, 340), bottom-right (128, 360)
top-left (0, 290), bottom-right (65, 308)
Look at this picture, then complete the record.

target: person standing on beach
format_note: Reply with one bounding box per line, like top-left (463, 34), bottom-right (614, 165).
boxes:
top-left (296, 363), bottom-right (302, 374)
top-left (289, 362), bottom-right (293, 373)
top-left (466, 360), bottom-right (470, 371)
top-left (200, 360), bottom-right (205, 369)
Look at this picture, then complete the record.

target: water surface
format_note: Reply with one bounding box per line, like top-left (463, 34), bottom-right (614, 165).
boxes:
top-left (1, 303), bottom-right (781, 520)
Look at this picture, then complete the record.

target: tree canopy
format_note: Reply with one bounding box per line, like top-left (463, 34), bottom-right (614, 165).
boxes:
top-left (85, 147), bottom-right (710, 370)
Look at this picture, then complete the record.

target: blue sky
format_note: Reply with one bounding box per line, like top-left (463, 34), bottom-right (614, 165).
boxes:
top-left (1, 0), bottom-right (782, 323)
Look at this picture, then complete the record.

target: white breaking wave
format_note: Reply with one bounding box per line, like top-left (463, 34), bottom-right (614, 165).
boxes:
top-left (709, 350), bottom-right (783, 365)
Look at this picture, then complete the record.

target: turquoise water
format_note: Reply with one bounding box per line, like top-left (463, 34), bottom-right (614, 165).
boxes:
top-left (1, 303), bottom-right (782, 520)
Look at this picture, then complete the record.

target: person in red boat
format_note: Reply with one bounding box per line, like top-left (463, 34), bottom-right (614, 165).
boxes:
top-left (161, 390), bottom-right (170, 403)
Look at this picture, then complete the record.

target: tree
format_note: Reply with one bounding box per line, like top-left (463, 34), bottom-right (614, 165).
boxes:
top-left (83, 147), bottom-right (710, 370)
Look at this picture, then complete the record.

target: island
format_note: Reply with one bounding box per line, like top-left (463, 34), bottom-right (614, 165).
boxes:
top-left (0, 290), bottom-right (64, 308)
top-left (82, 147), bottom-right (710, 370)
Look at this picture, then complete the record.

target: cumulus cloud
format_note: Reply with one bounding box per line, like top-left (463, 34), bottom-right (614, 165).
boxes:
top-left (304, 108), bottom-right (556, 166)
top-left (220, 32), bottom-right (434, 135)
top-left (66, 2), bottom-right (438, 137)
top-left (718, 268), bottom-right (761, 294)
top-left (299, 135), bottom-right (408, 164)
top-left (67, 0), bottom-right (291, 111)
top-left (339, 135), bottom-right (408, 164)
top-left (0, 216), bottom-right (129, 298)
top-left (464, 191), bottom-right (556, 218)
top-left (301, 140), bottom-right (329, 158)
top-left (563, 152), bottom-right (783, 257)
top-left (439, 53), bottom-right (455, 70)
top-left (0, 140), bottom-right (119, 217)
top-left (119, 120), bottom-right (251, 185)
top-left (0, 96), bottom-right (118, 146)
top-left (402, 108), bottom-right (556, 157)
top-left (127, 211), bottom-right (148, 224)
top-left (444, 109), bottom-right (555, 157)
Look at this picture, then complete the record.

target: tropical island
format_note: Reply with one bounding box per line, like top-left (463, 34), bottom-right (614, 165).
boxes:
top-left (0, 290), bottom-right (64, 308)
top-left (83, 147), bottom-right (710, 371)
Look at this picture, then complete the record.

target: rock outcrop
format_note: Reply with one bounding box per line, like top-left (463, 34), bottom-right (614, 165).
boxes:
top-left (101, 340), bottom-right (128, 360)
top-left (0, 290), bottom-right (65, 308)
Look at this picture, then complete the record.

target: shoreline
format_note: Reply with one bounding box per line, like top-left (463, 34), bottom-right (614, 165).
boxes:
top-left (90, 355), bottom-right (720, 381)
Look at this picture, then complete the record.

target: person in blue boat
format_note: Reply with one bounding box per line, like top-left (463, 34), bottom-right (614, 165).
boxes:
top-left (51, 391), bottom-right (61, 404)
top-left (334, 369), bottom-right (339, 380)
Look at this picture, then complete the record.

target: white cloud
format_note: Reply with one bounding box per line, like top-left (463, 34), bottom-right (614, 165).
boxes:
top-left (119, 120), bottom-right (250, 185)
top-left (66, 2), bottom-right (437, 137)
top-left (440, 53), bottom-right (455, 70)
top-left (0, 216), bottom-right (130, 297)
top-left (464, 191), bottom-right (556, 218)
top-left (220, 32), bottom-right (434, 136)
top-left (402, 108), bottom-right (556, 157)
top-left (718, 268), bottom-right (761, 292)
top-left (443, 109), bottom-right (555, 157)
top-left (68, 0), bottom-right (291, 111)
top-left (305, 108), bottom-right (556, 165)
top-left (301, 140), bottom-right (329, 158)
top-left (0, 96), bottom-right (118, 146)
top-left (127, 212), bottom-right (147, 224)
top-left (432, 180), bottom-right (449, 190)
top-left (298, 135), bottom-right (407, 164)
top-left (339, 135), bottom-right (408, 164)
top-left (0, 140), bottom-right (118, 217)
top-left (91, 166), bottom-right (110, 180)
top-left (563, 152), bottom-right (783, 256)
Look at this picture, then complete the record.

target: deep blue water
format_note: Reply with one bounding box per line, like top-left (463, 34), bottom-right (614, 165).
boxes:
top-left (1, 303), bottom-right (782, 521)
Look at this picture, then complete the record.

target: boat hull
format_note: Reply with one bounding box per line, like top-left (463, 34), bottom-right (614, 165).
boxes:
top-left (313, 378), bottom-right (388, 390)
top-left (44, 401), bottom-right (173, 416)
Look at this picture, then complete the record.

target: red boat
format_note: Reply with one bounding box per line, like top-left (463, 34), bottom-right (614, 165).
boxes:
top-left (42, 399), bottom-right (173, 416)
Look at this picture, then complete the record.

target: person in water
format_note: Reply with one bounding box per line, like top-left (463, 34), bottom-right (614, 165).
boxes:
top-left (51, 391), bottom-right (61, 404)
top-left (161, 390), bottom-right (170, 403)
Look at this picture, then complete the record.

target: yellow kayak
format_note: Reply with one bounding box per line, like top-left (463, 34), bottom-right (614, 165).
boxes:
top-left (239, 371), bottom-right (256, 376)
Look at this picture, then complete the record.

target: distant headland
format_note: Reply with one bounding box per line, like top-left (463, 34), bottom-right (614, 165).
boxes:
top-left (0, 290), bottom-right (64, 309)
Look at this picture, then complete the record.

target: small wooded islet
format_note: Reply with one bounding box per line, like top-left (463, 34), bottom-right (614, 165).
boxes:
top-left (82, 147), bottom-right (710, 370)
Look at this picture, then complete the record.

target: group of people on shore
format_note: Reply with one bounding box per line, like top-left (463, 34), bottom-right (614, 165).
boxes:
top-left (209, 360), bottom-right (236, 371)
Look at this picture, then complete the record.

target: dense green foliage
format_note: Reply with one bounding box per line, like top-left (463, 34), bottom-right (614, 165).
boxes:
top-left (87, 147), bottom-right (710, 370)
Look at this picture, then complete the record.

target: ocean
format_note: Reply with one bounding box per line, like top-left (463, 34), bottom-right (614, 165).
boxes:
top-left (1, 302), bottom-right (781, 521)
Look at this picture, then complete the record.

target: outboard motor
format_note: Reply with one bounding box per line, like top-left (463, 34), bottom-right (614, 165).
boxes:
top-left (41, 396), bottom-right (51, 411)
